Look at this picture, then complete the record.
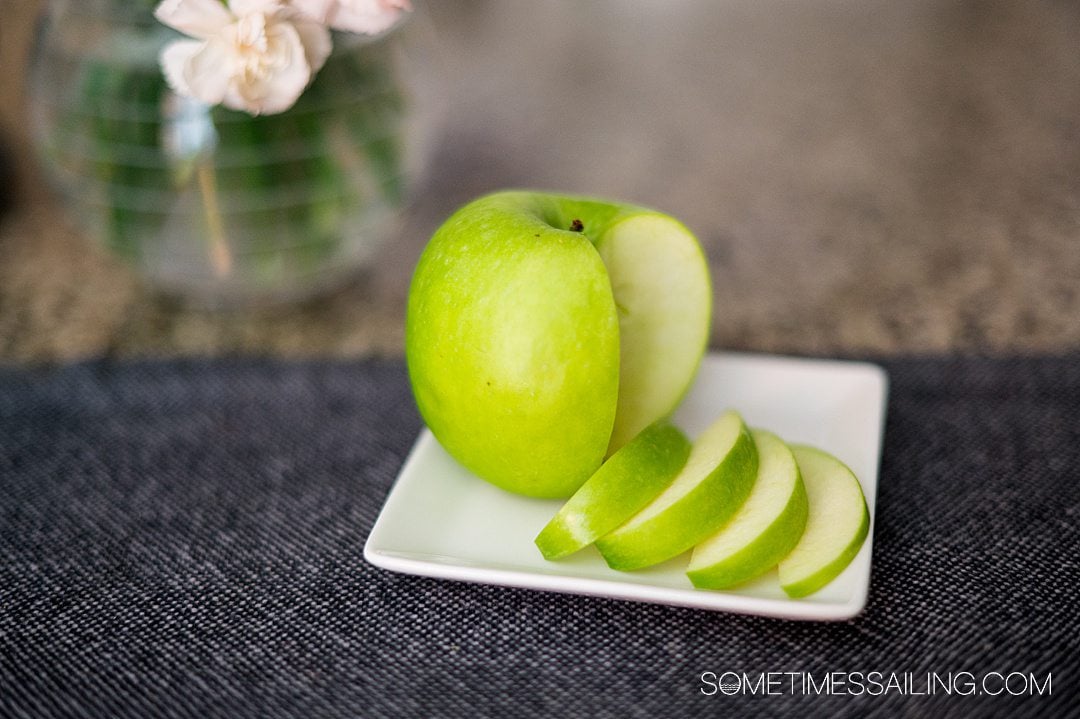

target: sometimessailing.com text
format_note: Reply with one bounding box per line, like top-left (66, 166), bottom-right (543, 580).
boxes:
top-left (700, 671), bottom-right (1052, 698)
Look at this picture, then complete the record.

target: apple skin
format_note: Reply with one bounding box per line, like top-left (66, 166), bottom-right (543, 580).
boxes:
top-left (406, 192), bottom-right (640, 497)
top-left (779, 445), bottom-right (870, 598)
top-left (595, 410), bottom-right (759, 570)
top-left (686, 430), bottom-right (808, 590)
top-left (534, 421), bottom-right (691, 560)
top-left (780, 511), bottom-right (867, 598)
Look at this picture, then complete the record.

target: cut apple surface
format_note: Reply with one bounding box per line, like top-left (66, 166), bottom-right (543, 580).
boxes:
top-left (687, 429), bottom-right (808, 589)
top-left (593, 213), bottom-right (711, 453)
top-left (778, 446), bottom-right (870, 598)
top-left (534, 421), bottom-right (691, 560)
top-left (595, 410), bottom-right (758, 571)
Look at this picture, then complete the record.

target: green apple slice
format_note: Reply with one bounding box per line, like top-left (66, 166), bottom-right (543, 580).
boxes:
top-left (778, 446), bottom-right (870, 598)
top-left (534, 421), bottom-right (691, 560)
top-left (595, 410), bottom-right (758, 571)
top-left (686, 430), bottom-right (808, 589)
top-left (592, 213), bottom-right (712, 453)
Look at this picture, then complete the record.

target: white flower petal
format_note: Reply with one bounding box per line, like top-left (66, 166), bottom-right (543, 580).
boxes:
top-left (326, 0), bottom-right (410, 35)
top-left (160, 39), bottom-right (204, 97)
top-left (160, 2), bottom-right (330, 115)
top-left (154, 0), bottom-right (233, 40)
top-left (289, 0), bottom-right (337, 25)
top-left (256, 24), bottom-right (315, 113)
top-left (228, 0), bottom-right (285, 16)
top-left (380, 0), bottom-right (412, 13)
top-left (182, 38), bottom-right (233, 106)
top-left (221, 84), bottom-right (257, 115)
top-left (222, 21), bottom-right (311, 114)
top-left (293, 19), bottom-right (333, 74)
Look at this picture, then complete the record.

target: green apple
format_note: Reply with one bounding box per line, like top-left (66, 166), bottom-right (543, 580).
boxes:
top-left (778, 446), bottom-right (870, 598)
top-left (594, 410), bottom-right (758, 570)
top-left (686, 429), bottom-right (808, 589)
top-left (534, 421), bottom-right (691, 560)
top-left (406, 191), bottom-right (711, 498)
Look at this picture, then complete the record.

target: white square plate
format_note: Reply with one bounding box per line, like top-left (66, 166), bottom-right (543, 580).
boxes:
top-left (364, 352), bottom-right (888, 621)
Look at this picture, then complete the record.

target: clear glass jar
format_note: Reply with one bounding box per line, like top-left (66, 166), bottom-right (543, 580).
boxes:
top-left (29, 0), bottom-right (435, 307)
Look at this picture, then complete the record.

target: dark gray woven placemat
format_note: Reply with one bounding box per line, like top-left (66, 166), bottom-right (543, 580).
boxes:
top-left (1, 355), bottom-right (1077, 718)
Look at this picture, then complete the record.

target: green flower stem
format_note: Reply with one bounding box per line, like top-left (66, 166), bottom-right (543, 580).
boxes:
top-left (195, 160), bottom-right (232, 276)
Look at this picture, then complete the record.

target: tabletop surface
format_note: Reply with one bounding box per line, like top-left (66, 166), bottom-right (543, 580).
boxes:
top-left (2, 0), bottom-right (1080, 363)
top-left (2, 354), bottom-right (1076, 717)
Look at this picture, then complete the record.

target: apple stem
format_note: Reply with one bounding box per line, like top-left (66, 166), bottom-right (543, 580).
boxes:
top-left (570, 219), bottom-right (584, 232)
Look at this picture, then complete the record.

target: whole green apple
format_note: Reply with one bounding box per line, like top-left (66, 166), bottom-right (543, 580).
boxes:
top-left (406, 191), bottom-right (711, 498)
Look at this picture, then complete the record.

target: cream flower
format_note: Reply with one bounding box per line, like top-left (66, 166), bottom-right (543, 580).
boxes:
top-left (156, 0), bottom-right (332, 115)
top-left (291, 0), bottom-right (411, 35)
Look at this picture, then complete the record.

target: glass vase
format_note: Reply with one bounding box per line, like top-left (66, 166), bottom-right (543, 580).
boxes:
top-left (29, 0), bottom-right (432, 307)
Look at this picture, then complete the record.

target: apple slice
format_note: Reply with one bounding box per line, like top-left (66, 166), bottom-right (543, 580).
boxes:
top-left (534, 421), bottom-right (691, 560)
top-left (591, 212), bottom-right (712, 453)
top-left (686, 429), bottom-right (808, 589)
top-left (778, 446), bottom-right (870, 598)
top-left (595, 410), bottom-right (758, 571)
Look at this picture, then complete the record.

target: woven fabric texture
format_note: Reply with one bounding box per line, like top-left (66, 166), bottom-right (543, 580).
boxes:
top-left (1, 355), bottom-right (1077, 718)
